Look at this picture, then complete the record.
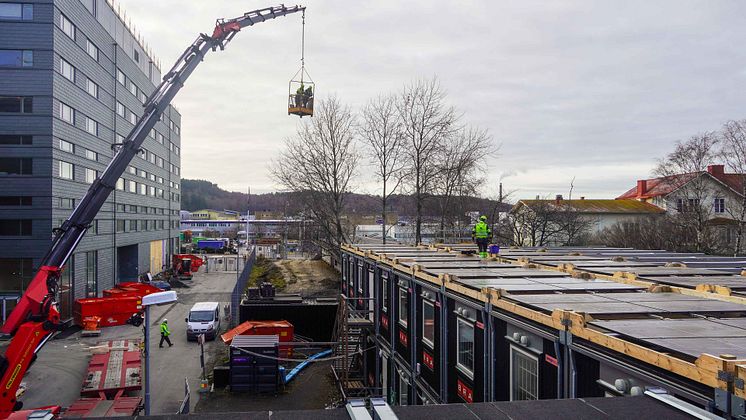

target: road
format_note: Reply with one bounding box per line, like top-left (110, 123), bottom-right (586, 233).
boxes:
top-left (17, 267), bottom-right (239, 414)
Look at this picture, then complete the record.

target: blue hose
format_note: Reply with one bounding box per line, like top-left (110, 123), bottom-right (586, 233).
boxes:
top-left (283, 349), bottom-right (333, 384)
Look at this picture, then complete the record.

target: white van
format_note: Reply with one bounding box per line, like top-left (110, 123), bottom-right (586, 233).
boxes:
top-left (186, 301), bottom-right (221, 341)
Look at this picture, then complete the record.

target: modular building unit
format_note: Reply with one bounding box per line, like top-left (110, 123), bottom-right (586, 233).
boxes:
top-left (341, 243), bottom-right (746, 418)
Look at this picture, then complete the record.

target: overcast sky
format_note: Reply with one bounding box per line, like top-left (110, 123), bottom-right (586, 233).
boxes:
top-left (121, 1), bottom-right (746, 200)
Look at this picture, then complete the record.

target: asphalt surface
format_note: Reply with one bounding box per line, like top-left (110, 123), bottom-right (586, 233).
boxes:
top-left (17, 267), bottom-right (238, 414)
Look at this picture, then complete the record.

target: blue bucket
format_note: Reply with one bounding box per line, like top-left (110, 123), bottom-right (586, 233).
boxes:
top-left (488, 244), bottom-right (500, 255)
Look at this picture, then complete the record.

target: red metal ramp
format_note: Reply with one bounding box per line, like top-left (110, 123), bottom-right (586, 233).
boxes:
top-left (81, 340), bottom-right (142, 399)
top-left (62, 397), bottom-right (141, 418)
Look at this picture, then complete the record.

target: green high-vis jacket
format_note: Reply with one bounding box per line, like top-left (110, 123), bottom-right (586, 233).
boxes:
top-left (160, 322), bottom-right (170, 336)
top-left (472, 221), bottom-right (491, 239)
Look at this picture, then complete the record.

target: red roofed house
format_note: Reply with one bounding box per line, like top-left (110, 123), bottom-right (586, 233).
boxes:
top-left (617, 164), bottom-right (746, 246)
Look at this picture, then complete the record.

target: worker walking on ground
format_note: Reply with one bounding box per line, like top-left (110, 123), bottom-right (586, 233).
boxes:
top-left (472, 215), bottom-right (492, 258)
top-left (159, 319), bottom-right (173, 348)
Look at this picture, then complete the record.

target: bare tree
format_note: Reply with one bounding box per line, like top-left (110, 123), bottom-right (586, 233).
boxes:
top-left (271, 97), bottom-right (358, 261)
top-left (720, 119), bottom-right (746, 256)
top-left (597, 216), bottom-right (695, 251)
top-left (360, 94), bottom-right (405, 244)
top-left (655, 132), bottom-right (719, 252)
top-left (398, 77), bottom-right (459, 244)
top-left (433, 126), bottom-right (493, 242)
top-left (509, 200), bottom-right (564, 246)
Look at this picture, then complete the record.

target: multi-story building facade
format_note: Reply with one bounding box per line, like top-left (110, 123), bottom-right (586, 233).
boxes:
top-left (0, 0), bottom-right (182, 321)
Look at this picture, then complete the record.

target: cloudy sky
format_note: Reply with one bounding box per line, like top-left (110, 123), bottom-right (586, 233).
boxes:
top-left (121, 1), bottom-right (746, 200)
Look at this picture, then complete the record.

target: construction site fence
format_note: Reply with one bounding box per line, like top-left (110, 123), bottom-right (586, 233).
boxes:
top-left (231, 248), bottom-right (257, 328)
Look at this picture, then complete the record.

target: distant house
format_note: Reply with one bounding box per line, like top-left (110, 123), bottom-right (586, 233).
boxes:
top-left (191, 209), bottom-right (241, 220)
top-left (509, 197), bottom-right (664, 246)
top-left (616, 164), bottom-right (744, 216)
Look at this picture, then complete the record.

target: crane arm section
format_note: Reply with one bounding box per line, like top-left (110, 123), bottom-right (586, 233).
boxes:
top-left (0, 5), bottom-right (304, 417)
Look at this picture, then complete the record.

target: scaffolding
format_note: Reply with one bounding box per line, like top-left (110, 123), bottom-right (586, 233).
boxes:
top-left (331, 294), bottom-right (377, 401)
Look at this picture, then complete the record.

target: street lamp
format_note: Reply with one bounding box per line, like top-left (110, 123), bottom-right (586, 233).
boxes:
top-left (141, 290), bottom-right (178, 416)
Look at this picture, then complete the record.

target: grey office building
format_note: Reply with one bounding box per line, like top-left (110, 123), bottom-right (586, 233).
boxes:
top-left (0, 0), bottom-right (182, 321)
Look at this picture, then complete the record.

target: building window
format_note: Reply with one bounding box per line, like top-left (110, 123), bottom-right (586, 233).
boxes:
top-left (510, 346), bottom-right (539, 401)
top-left (148, 185), bottom-right (155, 196)
top-left (85, 251), bottom-right (97, 297)
top-left (58, 198), bottom-right (74, 209)
top-left (60, 58), bottom-right (75, 81)
top-left (0, 158), bottom-right (32, 175)
top-left (157, 133), bottom-right (164, 144)
top-left (0, 258), bottom-right (33, 292)
top-left (59, 161), bottom-right (73, 180)
top-left (139, 91), bottom-right (147, 104)
top-left (84, 149), bottom-right (97, 161)
top-left (58, 139), bottom-right (74, 153)
top-left (116, 68), bottom-right (125, 85)
top-left (0, 219), bottom-right (32, 236)
top-left (714, 198), bottom-right (725, 214)
top-left (0, 49), bottom-right (33, 67)
top-left (0, 135), bottom-right (32, 145)
top-left (128, 81), bottom-right (137, 96)
top-left (88, 220), bottom-right (98, 235)
top-left (0, 96), bottom-right (33, 113)
top-left (422, 300), bottom-right (435, 348)
top-left (0, 3), bottom-right (33, 20)
top-left (85, 168), bottom-right (96, 184)
top-left (116, 178), bottom-right (124, 191)
top-left (133, 49), bottom-right (140, 63)
top-left (127, 180), bottom-right (136, 193)
top-left (60, 14), bottom-right (75, 40)
top-left (456, 318), bottom-right (474, 378)
top-left (86, 39), bottom-right (98, 61)
top-left (398, 287), bottom-right (408, 327)
top-left (85, 117), bottom-right (98, 136)
top-left (139, 183), bottom-right (146, 195)
top-left (128, 111), bottom-right (137, 125)
top-left (116, 102), bottom-right (125, 117)
top-left (116, 219), bottom-right (125, 233)
top-left (59, 102), bottom-right (74, 123)
top-left (86, 78), bottom-right (98, 98)
top-left (0, 196), bottom-right (31, 206)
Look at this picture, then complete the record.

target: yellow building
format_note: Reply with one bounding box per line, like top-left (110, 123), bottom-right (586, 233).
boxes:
top-left (191, 209), bottom-right (240, 220)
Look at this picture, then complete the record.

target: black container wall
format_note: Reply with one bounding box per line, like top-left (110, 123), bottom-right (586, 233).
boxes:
top-left (415, 283), bottom-right (441, 398)
top-left (393, 275), bottom-right (413, 366)
top-left (447, 298), bottom-right (485, 403)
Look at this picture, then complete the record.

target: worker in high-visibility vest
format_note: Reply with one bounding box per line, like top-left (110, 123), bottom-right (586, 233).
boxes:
top-left (472, 215), bottom-right (492, 258)
top-left (159, 319), bottom-right (173, 348)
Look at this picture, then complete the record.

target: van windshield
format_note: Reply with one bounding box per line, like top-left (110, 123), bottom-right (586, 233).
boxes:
top-left (189, 310), bottom-right (214, 322)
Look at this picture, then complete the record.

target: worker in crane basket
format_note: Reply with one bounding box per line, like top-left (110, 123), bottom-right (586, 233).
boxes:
top-left (304, 85), bottom-right (313, 109)
top-left (159, 318), bottom-right (173, 348)
top-left (472, 215), bottom-right (492, 258)
top-left (295, 83), bottom-right (305, 108)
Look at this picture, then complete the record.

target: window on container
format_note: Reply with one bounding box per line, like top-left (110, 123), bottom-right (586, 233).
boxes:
top-left (0, 3), bottom-right (33, 20)
top-left (59, 161), bottom-right (73, 180)
top-left (58, 139), bottom-right (74, 153)
top-left (85, 117), bottom-right (98, 136)
top-left (84, 149), bottom-right (97, 161)
top-left (398, 376), bottom-right (409, 406)
top-left (86, 39), bottom-right (98, 61)
top-left (510, 346), bottom-right (539, 401)
top-left (0, 96), bottom-right (32, 113)
top-left (398, 287), bottom-right (408, 327)
top-left (456, 318), bottom-right (474, 378)
top-left (422, 300), bottom-right (435, 348)
top-left (0, 135), bottom-right (32, 145)
top-left (0, 219), bottom-right (32, 236)
top-left (60, 14), bottom-right (75, 39)
top-left (85, 251), bottom-right (97, 297)
top-left (86, 78), bottom-right (98, 98)
top-left (381, 277), bottom-right (388, 312)
top-left (116, 69), bottom-right (125, 85)
top-left (0, 158), bottom-right (32, 175)
top-left (0, 50), bottom-right (32, 67)
top-left (85, 168), bottom-right (96, 184)
top-left (59, 102), bottom-right (74, 123)
top-left (714, 198), bottom-right (725, 213)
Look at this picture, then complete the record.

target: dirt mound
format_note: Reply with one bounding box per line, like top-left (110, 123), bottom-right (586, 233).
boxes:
top-left (275, 259), bottom-right (340, 297)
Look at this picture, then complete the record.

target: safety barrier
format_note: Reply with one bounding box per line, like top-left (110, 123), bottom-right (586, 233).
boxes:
top-left (231, 248), bottom-right (257, 328)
